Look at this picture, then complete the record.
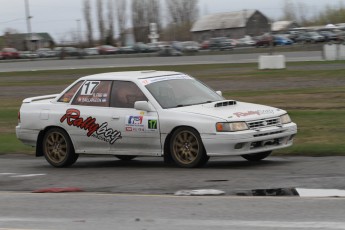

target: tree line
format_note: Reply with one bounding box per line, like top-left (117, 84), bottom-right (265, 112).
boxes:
top-left (281, 0), bottom-right (345, 26)
top-left (82, 0), bottom-right (199, 47)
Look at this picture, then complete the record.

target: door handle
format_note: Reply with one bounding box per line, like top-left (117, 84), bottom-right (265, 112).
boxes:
top-left (112, 116), bottom-right (120, 119)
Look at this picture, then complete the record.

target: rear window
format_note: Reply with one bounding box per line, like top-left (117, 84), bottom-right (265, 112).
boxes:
top-left (58, 81), bottom-right (83, 103)
top-left (72, 80), bottom-right (112, 107)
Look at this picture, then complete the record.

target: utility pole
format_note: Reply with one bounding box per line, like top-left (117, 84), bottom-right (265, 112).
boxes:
top-left (76, 19), bottom-right (81, 47)
top-left (24, 0), bottom-right (33, 51)
top-left (76, 19), bottom-right (82, 58)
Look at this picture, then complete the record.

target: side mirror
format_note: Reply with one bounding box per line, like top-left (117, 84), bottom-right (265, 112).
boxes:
top-left (134, 101), bottom-right (155, 112)
top-left (216, 91), bottom-right (222, 96)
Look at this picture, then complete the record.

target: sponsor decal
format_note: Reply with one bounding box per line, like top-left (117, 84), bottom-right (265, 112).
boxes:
top-left (140, 74), bottom-right (192, 85)
top-left (229, 109), bottom-right (274, 118)
top-left (148, 119), bottom-right (157, 129)
top-left (128, 116), bottom-right (143, 125)
top-left (234, 111), bottom-right (260, 118)
top-left (233, 109), bottom-right (274, 118)
top-left (77, 97), bottom-right (107, 103)
top-left (60, 109), bottom-right (121, 144)
top-left (125, 115), bottom-right (158, 132)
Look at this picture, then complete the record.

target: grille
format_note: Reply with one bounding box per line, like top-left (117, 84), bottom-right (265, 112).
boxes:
top-left (247, 117), bottom-right (281, 130)
top-left (254, 131), bottom-right (284, 137)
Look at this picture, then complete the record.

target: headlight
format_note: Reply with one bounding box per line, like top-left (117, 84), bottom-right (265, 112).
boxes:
top-left (216, 122), bottom-right (248, 132)
top-left (280, 114), bottom-right (292, 124)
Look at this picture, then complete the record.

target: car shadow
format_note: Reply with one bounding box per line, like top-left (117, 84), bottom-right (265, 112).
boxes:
top-left (56, 156), bottom-right (293, 170)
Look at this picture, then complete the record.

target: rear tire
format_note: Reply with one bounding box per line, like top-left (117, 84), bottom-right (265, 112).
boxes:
top-left (241, 151), bottom-right (272, 162)
top-left (170, 127), bottom-right (209, 168)
top-left (42, 128), bottom-right (78, 167)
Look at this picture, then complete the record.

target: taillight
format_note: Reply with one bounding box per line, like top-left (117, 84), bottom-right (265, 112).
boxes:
top-left (18, 111), bottom-right (21, 123)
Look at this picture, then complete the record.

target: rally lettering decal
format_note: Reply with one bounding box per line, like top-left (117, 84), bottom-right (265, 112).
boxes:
top-left (60, 109), bottom-right (121, 144)
top-left (233, 109), bottom-right (274, 118)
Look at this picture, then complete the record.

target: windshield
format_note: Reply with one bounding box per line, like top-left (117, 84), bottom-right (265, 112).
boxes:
top-left (145, 78), bottom-right (224, 109)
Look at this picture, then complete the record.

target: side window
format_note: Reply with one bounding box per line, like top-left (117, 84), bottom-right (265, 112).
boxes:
top-left (110, 81), bottom-right (147, 108)
top-left (58, 81), bottom-right (83, 103)
top-left (72, 80), bottom-right (112, 107)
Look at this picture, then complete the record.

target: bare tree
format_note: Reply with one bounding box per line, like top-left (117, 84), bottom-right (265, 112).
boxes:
top-left (83, 0), bottom-right (94, 47)
top-left (96, 0), bottom-right (105, 44)
top-left (296, 2), bottom-right (309, 25)
top-left (132, 0), bottom-right (149, 43)
top-left (165, 0), bottom-right (199, 40)
top-left (147, 0), bottom-right (161, 31)
top-left (281, 0), bottom-right (296, 21)
top-left (115, 0), bottom-right (127, 46)
top-left (106, 0), bottom-right (115, 45)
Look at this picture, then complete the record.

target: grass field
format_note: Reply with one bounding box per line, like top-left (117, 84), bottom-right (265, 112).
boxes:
top-left (1, 60), bottom-right (345, 155)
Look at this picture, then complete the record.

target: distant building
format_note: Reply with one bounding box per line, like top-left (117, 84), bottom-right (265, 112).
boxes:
top-left (0, 33), bottom-right (55, 51)
top-left (191, 10), bottom-right (270, 41)
top-left (271, 21), bottom-right (300, 33)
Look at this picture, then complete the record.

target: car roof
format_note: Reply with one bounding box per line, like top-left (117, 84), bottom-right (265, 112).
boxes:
top-left (80, 71), bottom-right (184, 81)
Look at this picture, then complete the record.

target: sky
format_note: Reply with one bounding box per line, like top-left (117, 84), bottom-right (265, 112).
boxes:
top-left (0, 0), bottom-right (344, 43)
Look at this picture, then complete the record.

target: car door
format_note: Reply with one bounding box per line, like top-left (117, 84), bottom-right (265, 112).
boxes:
top-left (60, 80), bottom-right (114, 154)
top-left (108, 80), bottom-right (161, 156)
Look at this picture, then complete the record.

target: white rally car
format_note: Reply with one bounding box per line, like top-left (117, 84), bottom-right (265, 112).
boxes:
top-left (16, 71), bottom-right (297, 168)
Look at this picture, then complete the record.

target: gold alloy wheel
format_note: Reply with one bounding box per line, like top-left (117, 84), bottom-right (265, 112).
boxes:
top-left (44, 131), bottom-right (68, 164)
top-left (172, 130), bottom-right (200, 165)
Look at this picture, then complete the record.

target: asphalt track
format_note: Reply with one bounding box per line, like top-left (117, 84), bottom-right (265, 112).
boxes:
top-left (1, 155), bottom-right (345, 230)
top-left (1, 155), bottom-right (344, 194)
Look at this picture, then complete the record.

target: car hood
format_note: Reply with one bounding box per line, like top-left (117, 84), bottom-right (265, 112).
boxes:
top-left (169, 100), bottom-right (285, 121)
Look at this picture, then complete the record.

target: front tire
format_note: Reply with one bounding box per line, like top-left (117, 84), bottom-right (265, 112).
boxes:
top-left (170, 127), bottom-right (209, 168)
top-left (241, 151), bottom-right (272, 162)
top-left (42, 128), bottom-right (78, 167)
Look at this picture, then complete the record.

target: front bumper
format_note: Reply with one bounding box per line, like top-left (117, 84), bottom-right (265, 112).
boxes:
top-left (201, 123), bottom-right (297, 156)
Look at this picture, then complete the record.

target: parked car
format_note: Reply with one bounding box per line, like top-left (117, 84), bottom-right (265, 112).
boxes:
top-left (307, 32), bottom-right (326, 42)
top-left (297, 32), bottom-right (325, 43)
top-left (84, 47), bottom-right (99, 56)
top-left (237, 36), bottom-right (256, 47)
top-left (16, 71), bottom-right (297, 168)
top-left (273, 36), bottom-right (293, 46)
top-left (98, 45), bottom-right (119, 55)
top-left (319, 31), bottom-right (338, 41)
top-left (19, 51), bottom-right (39, 59)
top-left (36, 48), bottom-right (57, 58)
top-left (1, 48), bottom-right (20, 59)
top-left (179, 41), bottom-right (200, 53)
top-left (65, 47), bottom-right (83, 56)
top-left (157, 45), bottom-right (183, 56)
top-left (335, 31), bottom-right (345, 42)
top-left (295, 33), bottom-right (313, 43)
top-left (209, 37), bottom-right (234, 50)
top-left (132, 43), bottom-right (155, 53)
top-left (255, 36), bottom-right (272, 47)
top-left (200, 40), bottom-right (209, 50)
top-left (118, 46), bottom-right (136, 54)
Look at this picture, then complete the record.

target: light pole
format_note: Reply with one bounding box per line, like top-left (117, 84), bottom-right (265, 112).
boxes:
top-left (24, 0), bottom-right (33, 51)
top-left (76, 19), bottom-right (81, 47)
top-left (76, 19), bottom-right (82, 58)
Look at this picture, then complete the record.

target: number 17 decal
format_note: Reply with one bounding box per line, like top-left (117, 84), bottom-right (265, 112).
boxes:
top-left (81, 81), bottom-right (100, 95)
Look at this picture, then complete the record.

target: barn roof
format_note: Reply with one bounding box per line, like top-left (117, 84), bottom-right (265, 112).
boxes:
top-left (191, 10), bottom-right (258, 32)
